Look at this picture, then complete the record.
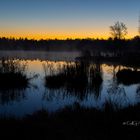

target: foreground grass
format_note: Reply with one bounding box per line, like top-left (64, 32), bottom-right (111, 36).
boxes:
top-left (0, 103), bottom-right (140, 140)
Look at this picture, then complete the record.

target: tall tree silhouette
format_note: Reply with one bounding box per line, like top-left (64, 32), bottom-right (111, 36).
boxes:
top-left (110, 21), bottom-right (127, 39)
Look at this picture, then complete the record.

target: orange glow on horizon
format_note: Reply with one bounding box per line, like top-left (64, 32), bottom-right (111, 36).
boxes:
top-left (0, 34), bottom-right (138, 40)
top-left (0, 29), bottom-right (138, 40)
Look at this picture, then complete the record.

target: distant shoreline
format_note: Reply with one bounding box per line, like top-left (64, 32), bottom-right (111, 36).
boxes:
top-left (0, 37), bottom-right (140, 51)
top-left (0, 51), bottom-right (81, 61)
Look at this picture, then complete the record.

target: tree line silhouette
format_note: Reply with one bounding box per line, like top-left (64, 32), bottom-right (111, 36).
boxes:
top-left (0, 21), bottom-right (140, 55)
top-left (0, 36), bottom-right (140, 51)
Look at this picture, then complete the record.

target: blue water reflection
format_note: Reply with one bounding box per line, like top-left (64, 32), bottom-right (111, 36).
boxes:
top-left (0, 59), bottom-right (140, 118)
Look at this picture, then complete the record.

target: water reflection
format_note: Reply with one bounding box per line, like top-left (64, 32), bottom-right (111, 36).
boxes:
top-left (0, 59), bottom-right (140, 117)
top-left (43, 60), bottom-right (103, 100)
top-left (0, 89), bottom-right (26, 105)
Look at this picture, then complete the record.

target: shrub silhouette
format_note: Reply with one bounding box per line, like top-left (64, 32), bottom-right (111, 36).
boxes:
top-left (116, 69), bottom-right (140, 85)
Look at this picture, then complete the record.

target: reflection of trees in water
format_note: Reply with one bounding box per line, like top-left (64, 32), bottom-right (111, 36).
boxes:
top-left (114, 65), bottom-right (140, 104)
top-left (107, 86), bottom-right (129, 109)
top-left (42, 88), bottom-right (89, 101)
top-left (107, 65), bottom-right (129, 109)
top-left (0, 89), bottom-right (26, 105)
top-left (43, 61), bottom-right (103, 101)
top-left (42, 88), bottom-right (72, 101)
top-left (136, 85), bottom-right (140, 100)
top-left (0, 58), bottom-right (36, 105)
top-left (43, 62), bottom-right (140, 109)
top-left (89, 63), bottom-right (103, 99)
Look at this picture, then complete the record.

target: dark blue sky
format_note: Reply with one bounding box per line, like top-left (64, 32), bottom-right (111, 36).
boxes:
top-left (0, 0), bottom-right (140, 39)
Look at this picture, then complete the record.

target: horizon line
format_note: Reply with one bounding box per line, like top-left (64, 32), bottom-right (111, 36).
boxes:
top-left (0, 35), bottom-right (139, 40)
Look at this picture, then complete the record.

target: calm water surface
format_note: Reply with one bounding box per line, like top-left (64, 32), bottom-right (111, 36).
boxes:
top-left (0, 51), bottom-right (140, 117)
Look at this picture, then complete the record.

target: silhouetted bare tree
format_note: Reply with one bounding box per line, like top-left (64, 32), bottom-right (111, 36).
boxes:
top-left (110, 21), bottom-right (127, 39)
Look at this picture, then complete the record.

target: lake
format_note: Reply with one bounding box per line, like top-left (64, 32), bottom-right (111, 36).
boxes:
top-left (0, 51), bottom-right (140, 118)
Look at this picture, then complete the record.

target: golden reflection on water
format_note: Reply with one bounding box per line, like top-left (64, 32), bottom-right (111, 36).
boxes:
top-left (19, 60), bottom-right (75, 76)
top-left (0, 59), bottom-right (140, 117)
top-left (17, 60), bottom-right (140, 76)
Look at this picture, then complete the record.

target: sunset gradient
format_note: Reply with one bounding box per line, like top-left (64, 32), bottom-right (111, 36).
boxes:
top-left (0, 0), bottom-right (140, 39)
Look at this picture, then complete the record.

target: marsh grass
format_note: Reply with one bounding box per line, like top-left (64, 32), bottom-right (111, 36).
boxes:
top-left (0, 103), bottom-right (140, 139)
top-left (0, 89), bottom-right (26, 105)
top-left (44, 61), bottom-right (88, 89)
top-left (0, 58), bottom-right (29, 89)
top-left (44, 61), bottom-right (103, 95)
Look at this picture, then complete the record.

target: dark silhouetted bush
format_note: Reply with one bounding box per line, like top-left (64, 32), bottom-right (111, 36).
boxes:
top-left (116, 69), bottom-right (140, 85)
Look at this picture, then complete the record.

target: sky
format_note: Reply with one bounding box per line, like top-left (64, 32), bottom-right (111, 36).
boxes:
top-left (0, 0), bottom-right (140, 39)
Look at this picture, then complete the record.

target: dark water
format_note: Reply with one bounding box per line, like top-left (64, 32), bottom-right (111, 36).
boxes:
top-left (0, 51), bottom-right (140, 118)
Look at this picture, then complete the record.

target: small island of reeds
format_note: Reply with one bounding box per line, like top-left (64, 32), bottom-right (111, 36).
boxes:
top-left (0, 58), bottom-right (29, 89)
